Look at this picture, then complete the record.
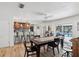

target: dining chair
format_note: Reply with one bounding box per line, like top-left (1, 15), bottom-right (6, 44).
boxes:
top-left (23, 40), bottom-right (37, 57)
top-left (47, 38), bottom-right (60, 55)
top-left (61, 46), bottom-right (72, 57)
top-left (61, 41), bottom-right (72, 57)
top-left (34, 35), bottom-right (40, 38)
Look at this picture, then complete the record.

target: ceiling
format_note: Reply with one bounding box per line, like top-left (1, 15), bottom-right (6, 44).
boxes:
top-left (0, 2), bottom-right (79, 22)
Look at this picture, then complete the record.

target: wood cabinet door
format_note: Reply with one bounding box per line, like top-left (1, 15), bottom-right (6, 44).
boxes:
top-left (72, 38), bottom-right (79, 57)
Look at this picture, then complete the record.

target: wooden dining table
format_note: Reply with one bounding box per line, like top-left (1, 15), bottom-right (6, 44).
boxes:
top-left (30, 36), bottom-right (56, 57)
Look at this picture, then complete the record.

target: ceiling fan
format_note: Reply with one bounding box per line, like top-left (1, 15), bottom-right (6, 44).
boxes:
top-left (18, 3), bottom-right (24, 9)
top-left (33, 12), bottom-right (53, 19)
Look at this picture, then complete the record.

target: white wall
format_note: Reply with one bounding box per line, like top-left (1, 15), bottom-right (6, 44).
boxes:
top-left (0, 2), bottom-right (79, 48)
top-left (33, 24), bottom-right (43, 37)
top-left (43, 15), bottom-right (79, 38)
top-left (0, 20), bottom-right (14, 48)
top-left (0, 20), bottom-right (9, 47)
top-left (33, 23), bottom-right (56, 37)
top-left (0, 3), bottom-right (43, 48)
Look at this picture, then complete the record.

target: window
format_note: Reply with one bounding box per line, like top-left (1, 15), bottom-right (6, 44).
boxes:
top-left (56, 25), bottom-right (72, 41)
top-left (56, 25), bottom-right (72, 47)
top-left (63, 25), bottom-right (72, 37)
top-left (56, 26), bottom-right (62, 36)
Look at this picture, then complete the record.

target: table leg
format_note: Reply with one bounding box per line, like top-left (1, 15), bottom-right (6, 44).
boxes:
top-left (36, 45), bottom-right (40, 57)
top-left (66, 51), bottom-right (69, 57)
top-left (44, 46), bottom-right (45, 52)
top-left (30, 41), bottom-right (33, 47)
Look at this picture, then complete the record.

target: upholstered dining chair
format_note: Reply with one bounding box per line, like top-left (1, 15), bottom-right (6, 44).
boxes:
top-left (23, 40), bottom-right (37, 57)
top-left (47, 38), bottom-right (60, 55)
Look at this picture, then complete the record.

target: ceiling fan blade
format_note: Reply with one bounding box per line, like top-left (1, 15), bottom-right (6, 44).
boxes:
top-left (32, 11), bottom-right (53, 19)
top-left (44, 15), bottom-right (53, 19)
top-left (33, 12), bottom-right (46, 15)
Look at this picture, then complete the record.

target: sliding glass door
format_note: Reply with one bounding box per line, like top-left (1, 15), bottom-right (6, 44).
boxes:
top-left (56, 25), bottom-right (72, 47)
top-left (63, 25), bottom-right (72, 37)
top-left (56, 25), bottom-right (63, 36)
top-left (56, 25), bottom-right (72, 40)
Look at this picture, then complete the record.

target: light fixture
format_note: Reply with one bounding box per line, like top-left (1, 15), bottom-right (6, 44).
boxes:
top-left (14, 22), bottom-right (20, 29)
top-left (23, 22), bottom-right (31, 29)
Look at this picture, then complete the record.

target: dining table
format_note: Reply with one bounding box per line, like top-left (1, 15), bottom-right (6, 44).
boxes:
top-left (30, 36), bottom-right (57, 57)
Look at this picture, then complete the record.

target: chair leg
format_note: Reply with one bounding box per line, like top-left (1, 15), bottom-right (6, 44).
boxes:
top-left (57, 46), bottom-right (59, 53)
top-left (61, 52), bottom-right (67, 57)
top-left (52, 47), bottom-right (55, 55)
top-left (43, 46), bottom-right (45, 52)
top-left (27, 52), bottom-right (29, 57)
top-left (24, 49), bottom-right (27, 57)
top-left (47, 45), bottom-right (49, 51)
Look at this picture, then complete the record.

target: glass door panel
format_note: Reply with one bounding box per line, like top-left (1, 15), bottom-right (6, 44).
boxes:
top-left (63, 25), bottom-right (72, 37)
top-left (56, 26), bottom-right (62, 36)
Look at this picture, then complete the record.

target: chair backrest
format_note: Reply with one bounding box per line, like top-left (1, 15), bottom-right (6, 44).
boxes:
top-left (23, 40), bottom-right (28, 50)
top-left (54, 38), bottom-right (60, 45)
top-left (23, 40), bottom-right (37, 51)
top-left (34, 35), bottom-right (40, 38)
